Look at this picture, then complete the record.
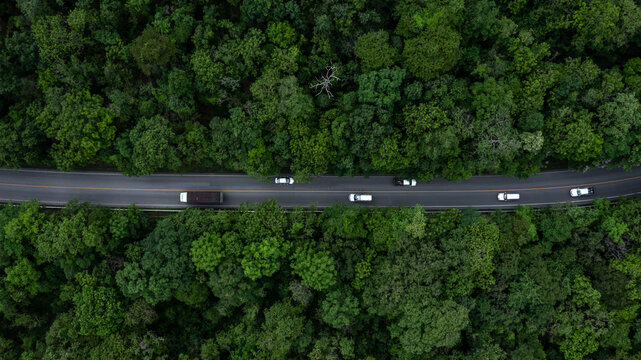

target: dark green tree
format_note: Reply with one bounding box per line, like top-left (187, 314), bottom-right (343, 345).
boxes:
top-left (116, 219), bottom-right (194, 305)
top-left (354, 30), bottom-right (398, 71)
top-left (129, 28), bottom-right (176, 75)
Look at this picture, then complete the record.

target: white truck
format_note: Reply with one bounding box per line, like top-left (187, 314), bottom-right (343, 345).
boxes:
top-left (570, 187), bottom-right (594, 197)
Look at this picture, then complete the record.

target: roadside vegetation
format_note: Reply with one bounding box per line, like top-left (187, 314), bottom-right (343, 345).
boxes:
top-left (0, 198), bottom-right (640, 358)
top-left (2, 1), bottom-right (641, 178)
top-left (3, 1), bottom-right (641, 357)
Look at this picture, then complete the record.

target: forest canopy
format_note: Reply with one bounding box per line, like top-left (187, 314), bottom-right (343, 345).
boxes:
top-left (2, 0), bottom-right (641, 178)
top-left (0, 198), bottom-right (641, 358)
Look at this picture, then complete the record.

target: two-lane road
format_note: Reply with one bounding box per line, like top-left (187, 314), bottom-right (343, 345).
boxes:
top-left (0, 167), bottom-right (640, 209)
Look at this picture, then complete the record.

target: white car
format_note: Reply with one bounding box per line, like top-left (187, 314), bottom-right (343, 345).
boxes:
top-left (570, 187), bottom-right (594, 197)
top-left (394, 177), bottom-right (417, 186)
top-left (348, 194), bottom-right (372, 202)
top-left (497, 192), bottom-right (520, 201)
top-left (274, 177), bottom-right (294, 185)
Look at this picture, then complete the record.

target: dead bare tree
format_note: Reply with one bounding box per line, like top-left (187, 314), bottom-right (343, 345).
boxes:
top-left (604, 235), bottom-right (630, 260)
top-left (310, 63), bottom-right (341, 98)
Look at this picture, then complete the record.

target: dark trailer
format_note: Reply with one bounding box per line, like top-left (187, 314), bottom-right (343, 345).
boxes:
top-left (179, 191), bottom-right (223, 204)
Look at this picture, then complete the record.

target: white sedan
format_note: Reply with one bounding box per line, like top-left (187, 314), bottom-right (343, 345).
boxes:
top-left (274, 177), bottom-right (294, 185)
top-left (570, 187), bottom-right (594, 197)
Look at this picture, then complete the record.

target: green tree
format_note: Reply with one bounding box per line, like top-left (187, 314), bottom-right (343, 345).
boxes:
top-left (399, 102), bottom-right (462, 179)
top-left (109, 203), bottom-right (148, 241)
top-left (597, 93), bottom-right (641, 160)
top-left (520, 131), bottom-right (544, 153)
top-left (558, 326), bottom-right (601, 360)
top-left (241, 236), bottom-right (290, 280)
top-left (289, 119), bottom-right (333, 178)
top-left (277, 76), bottom-right (314, 119)
top-left (266, 21), bottom-right (297, 48)
top-left (192, 28), bottom-right (265, 99)
top-left (190, 232), bottom-right (226, 272)
top-left (155, 68), bottom-right (195, 119)
top-left (73, 272), bottom-right (124, 337)
top-left (331, 104), bottom-right (393, 174)
top-left (370, 133), bottom-right (409, 172)
top-left (290, 243), bottom-right (337, 291)
top-left (177, 121), bottom-right (215, 169)
top-left (0, 103), bottom-right (46, 168)
top-left (624, 57), bottom-right (641, 95)
top-left (546, 108), bottom-right (603, 163)
top-left (31, 15), bottom-right (82, 64)
top-left (207, 259), bottom-right (258, 316)
top-left (3, 200), bottom-right (45, 257)
top-left (469, 78), bottom-right (522, 172)
top-left (116, 219), bottom-right (194, 305)
top-left (239, 199), bottom-right (288, 242)
top-left (571, 275), bottom-right (601, 310)
top-left (356, 67), bottom-right (406, 109)
top-left (209, 107), bottom-right (261, 173)
top-left (353, 30), bottom-right (398, 71)
top-left (39, 90), bottom-right (116, 171)
top-left (190, 48), bottom-right (225, 95)
top-left (4, 258), bottom-right (40, 296)
top-left (539, 210), bottom-right (574, 247)
top-left (33, 202), bottom-right (111, 272)
top-left (566, 0), bottom-right (641, 51)
top-left (129, 28), bottom-right (176, 75)
top-left (554, 275), bottom-right (610, 360)
top-left (465, 219), bottom-right (500, 289)
top-left (391, 299), bottom-right (469, 357)
top-left (320, 289), bottom-right (359, 328)
top-left (602, 216), bottom-right (628, 243)
top-left (126, 115), bottom-right (180, 175)
top-left (256, 300), bottom-right (306, 359)
top-left (190, 231), bottom-right (241, 274)
top-left (509, 31), bottom-right (550, 76)
top-left (402, 26), bottom-right (461, 81)
top-left (320, 204), bottom-right (368, 240)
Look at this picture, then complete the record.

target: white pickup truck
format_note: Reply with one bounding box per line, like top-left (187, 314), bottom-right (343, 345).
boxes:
top-left (349, 194), bottom-right (372, 202)
top-left (497, 192), bottom-right (520, 201)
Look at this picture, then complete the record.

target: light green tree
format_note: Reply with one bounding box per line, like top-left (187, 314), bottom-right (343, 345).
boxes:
top-left (602, 216), bottom-right (628, 243)
top-left (39, 90), bottom-right (116, 171)
top-left (290, 243), bottom-right (337, 291)
top-left (73, 272), bottom-right (124, 337)
top-left (241, 236), bottom-right (290, 280)
top-left (402, 26), bottom-right (461, 81)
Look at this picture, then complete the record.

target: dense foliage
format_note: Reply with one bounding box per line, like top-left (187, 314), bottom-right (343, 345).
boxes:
top-left (3, 0), bottom-right (641, 178)
top-left (1, 198), bottom-right (641, 358)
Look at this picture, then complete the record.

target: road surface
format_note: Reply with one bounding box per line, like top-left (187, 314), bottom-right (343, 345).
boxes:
top-left (0, 167), bottom-right (640, 209)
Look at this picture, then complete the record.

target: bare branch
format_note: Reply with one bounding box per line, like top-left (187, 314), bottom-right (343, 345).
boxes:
top-left (310, 64), bottom-right (341, 98)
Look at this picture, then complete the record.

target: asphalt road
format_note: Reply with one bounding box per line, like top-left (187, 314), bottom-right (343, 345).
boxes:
top-left (0, 167), bottom-right (641, 209)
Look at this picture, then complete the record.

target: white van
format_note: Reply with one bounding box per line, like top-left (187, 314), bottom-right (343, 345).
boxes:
top-left (349, 194), bottom-right (372, 202)
top-left (497, 192), bottom-right (520, 201)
